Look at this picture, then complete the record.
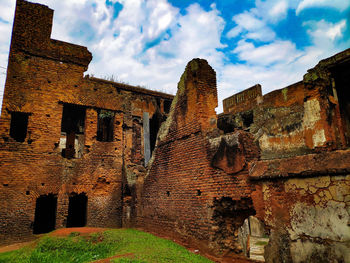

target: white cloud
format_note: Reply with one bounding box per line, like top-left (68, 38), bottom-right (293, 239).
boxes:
top-left (255, 0), bottom-right (289, 23)
top-left (269, 1), bottom-right (288, 20)
top-left (0, 0), bottom-right (349, 115)
top-left (228, 11), bottom-right (276, 41)
top-left (0, 0), bottom-right (15, 110)
top-left (234, 11), bottom-right (265, 30)
top-left (233, 40), bottom-right (301, 66)
top-left (296, 18), bottom-right (350, 69)
top-left (297, 0), bottom-right (350, 14)
top-left (305, 19), bottom-right (347, 42)
top-left (226, 0), bottom-right (292, 42)
top-left (226, 26), bottom-right (242, 38)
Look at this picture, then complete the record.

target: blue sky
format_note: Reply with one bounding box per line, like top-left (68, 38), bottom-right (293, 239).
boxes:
top-left (0, 0), bottom-right (349, 113)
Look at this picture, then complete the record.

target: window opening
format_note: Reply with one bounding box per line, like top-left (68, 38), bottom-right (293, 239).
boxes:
top-left (332, 64), bottom-right (350, 146)
top-left (164, 100), bottom-right (171, 114)
top-left (60, 104), bottom-right (86, 158)
top-left (33, 194), bottom-right (57, 234)
top-left (10, 112), bottom-right (29, 142)
top-left (241, 111), bottom-right (254, 128)
top-left (150, 110), bottom-right (164, 154)
top-left (66, 192), bottom-right (88, 227)
top-left (97, 110), bottom-right (114, 142)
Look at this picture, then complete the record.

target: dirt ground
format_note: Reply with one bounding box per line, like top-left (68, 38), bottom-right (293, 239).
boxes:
top-left (50, 227), bottom-right (107, 237)
top-left (0, 227), bottom-right (255, 263)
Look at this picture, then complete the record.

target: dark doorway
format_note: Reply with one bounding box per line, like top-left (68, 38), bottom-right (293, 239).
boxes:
top-left (66, 192), bottom-right (88, 227)
top-left (212, 197), bottom-right (256, 253)
top-left (33, 194), bottom-right (57, 234)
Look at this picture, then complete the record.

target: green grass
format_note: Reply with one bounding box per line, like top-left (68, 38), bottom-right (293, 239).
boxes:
top-left (0, 229), bottom-right (212, 263)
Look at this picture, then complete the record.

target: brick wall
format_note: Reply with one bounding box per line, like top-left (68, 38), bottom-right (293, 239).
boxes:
top-left (137, 59), bottom-right (260, 253)
top-left (0, 0), bottom-right (173, 244)
top-left (219, 56), bottom-right (349, 160)
top-left (138, 54), bottom-right (350, 261)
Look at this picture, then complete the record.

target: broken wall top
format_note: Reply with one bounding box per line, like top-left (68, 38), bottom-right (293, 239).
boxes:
top-left (85, 76), bottom-right (174, 100)
top-left (304, 48), bottom-right (350, 88)
top-left (157, 58), bottom-right (218, 143)
top-left (11, 0), bottom-right (92, 68)
top-left (220, 49), bottom-right (350, 159)
top-left (223, 84), bottom-right (262, 114)
top-left (223, 48), bottom-right (350, 115)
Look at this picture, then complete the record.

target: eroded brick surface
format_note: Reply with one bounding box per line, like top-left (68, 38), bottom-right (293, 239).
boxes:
top-left (137, 59), bottom-right (260, 255)
top-left (0, 0), bottom-right (172, 244)
top-left (1, 1), bottom-right (350, 262)
top-left (138, 51), bottom-right (350, 262)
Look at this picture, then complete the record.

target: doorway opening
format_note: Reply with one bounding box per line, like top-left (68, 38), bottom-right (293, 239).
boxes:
top-left (212, 197), bottom-right (256, 254)
top-left (66, 192), bottom-right (88, 227)
top-left (33, 194), bottom-right (57, 234)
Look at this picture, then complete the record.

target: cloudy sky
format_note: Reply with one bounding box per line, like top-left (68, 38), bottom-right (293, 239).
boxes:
top-left (0, 0), bottom-right (349, 113)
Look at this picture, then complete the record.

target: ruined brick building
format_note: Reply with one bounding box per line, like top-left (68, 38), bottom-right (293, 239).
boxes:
top-left (0, 0), bottom-right (173, 241)
top-left (1, 1), bottom-right (349, 262)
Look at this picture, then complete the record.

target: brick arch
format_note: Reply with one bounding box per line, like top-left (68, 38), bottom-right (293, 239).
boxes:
top-left (65, 184), bottom-right (92, 196)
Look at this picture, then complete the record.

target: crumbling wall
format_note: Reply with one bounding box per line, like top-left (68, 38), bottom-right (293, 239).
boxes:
top-left (251, 175), bottom-right (350, 262)
top-left (220, 48), bottom-right (350, 160)
top-left (1, 2), bottom-right (349, 262)
top-left (247, 150), bottom-right (350, 262)
top-left (0, 0), bottom-right (173, 244)
top-left (220, 81), bottom-right (339, 160)
top-left (219, 49), bottom-right (350, 262)
top-left (137, 59), bottom-right (260, 255)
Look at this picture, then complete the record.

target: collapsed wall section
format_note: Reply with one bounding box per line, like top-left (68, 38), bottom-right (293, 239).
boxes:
top-left (220, 48), bottom-right (350, 262)
top-left (220, 49), bottom-right (350, 160)
top-left (137, 59), bottom-right (260, 255)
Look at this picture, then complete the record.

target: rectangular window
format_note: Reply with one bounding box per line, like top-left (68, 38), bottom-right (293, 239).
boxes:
top-left (10, 112), bottom-right (29, 142)
top-left (164, 99), bottom-right (172, 114)
top-left (60, 104), bottom-right (86, 159)
top-left (97, 110), bottom-right (114, 142)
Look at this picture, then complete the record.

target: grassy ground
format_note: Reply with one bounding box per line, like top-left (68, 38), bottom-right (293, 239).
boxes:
top-left (0, 229), bottom-right (213, 263)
